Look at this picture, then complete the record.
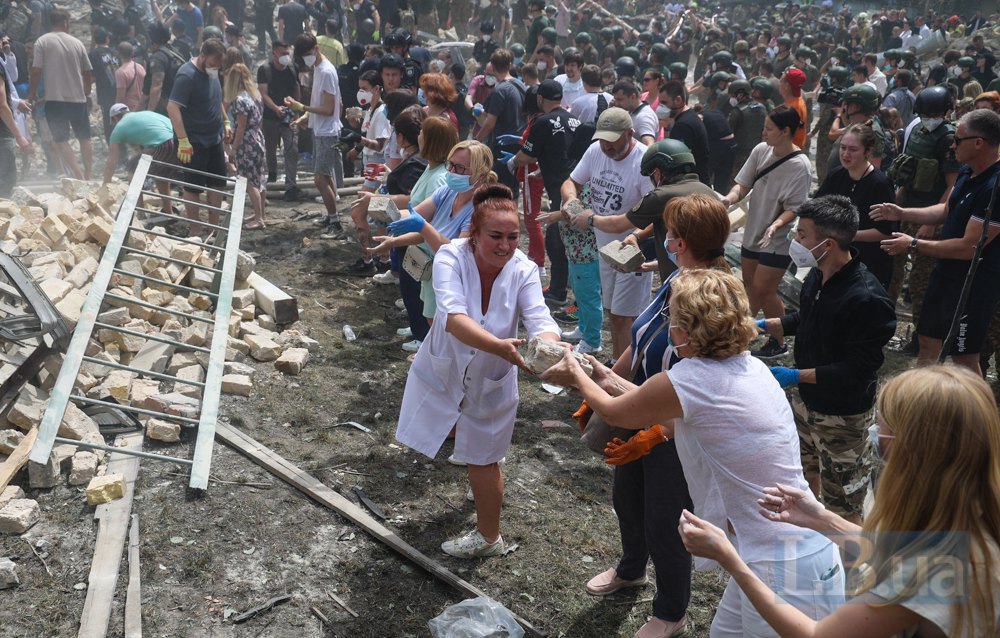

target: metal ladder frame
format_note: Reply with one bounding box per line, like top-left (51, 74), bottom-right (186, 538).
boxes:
top-left (29, 155), bottom-right (247, 491)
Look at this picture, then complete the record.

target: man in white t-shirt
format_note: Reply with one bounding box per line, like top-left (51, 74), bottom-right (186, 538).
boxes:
top-left (561, 107), bottom-right (654, 359)
top-left (611, 80), bottom-right (659, 144)
top-left (288, 33), bottom-right (344, 235)
top-left (554, 50), bottom-right (585, 110)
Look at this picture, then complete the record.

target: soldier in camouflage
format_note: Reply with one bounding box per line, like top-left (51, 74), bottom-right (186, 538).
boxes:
top-left (727, 79), bottom-right (766, 182)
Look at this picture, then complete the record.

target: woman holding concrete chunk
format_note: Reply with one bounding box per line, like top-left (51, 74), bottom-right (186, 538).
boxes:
top-left (394, 184), bottom-right (560, 559)
top-left (567, 194), bottom-right (732, 638)
top-left (542, 269), bottom-right (845, 637)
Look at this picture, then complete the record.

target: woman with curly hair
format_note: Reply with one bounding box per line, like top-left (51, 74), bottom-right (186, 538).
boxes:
top-left (543, 268), bottom-right (845, 636)
top-left (681, 364), bottom-right (1000, 637)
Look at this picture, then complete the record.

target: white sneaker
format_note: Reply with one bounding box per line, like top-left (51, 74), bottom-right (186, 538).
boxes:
top-left (396, 326), bottom-right (412, 337)
top-left (447, 454), bottom-right (467, 466)
top-left (441, 529), bottom-right (505, 558)
top-left (466, 486), bottom-right (475, 502)
top-left (373, 271), bottom-right (398, 285)
top-left (401, 339), bottom-right (422, 353)
top-left (561, 327), bottom-right (583, 342)
top-left (574, 340), bottom-right (602, 354)
top-left (395, 298), bottom-right (405, 310)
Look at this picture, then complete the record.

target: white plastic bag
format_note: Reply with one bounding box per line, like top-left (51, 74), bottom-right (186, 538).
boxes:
top-left (428, 596), bottom-right (524, 638)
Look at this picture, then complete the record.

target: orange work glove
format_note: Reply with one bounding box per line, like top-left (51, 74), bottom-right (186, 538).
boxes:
top-left (573, 400), bottom-right (593, 433)
top-left (604, 424), bottom-right (668, 465)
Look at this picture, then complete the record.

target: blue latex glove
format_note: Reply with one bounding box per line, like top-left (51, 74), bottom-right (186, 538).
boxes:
top-left (472, 103), bottom-right (485, 117)
top-left (496, 134), bottom-right (522, 146)
top-left (498, 150), bottom-right (515, 163)
top-left (756, 318), bottom-right (767, 334)
top-left (769, 366), bottom-right (800, 388)
top-left (388, 206), bottom-right (426, 236)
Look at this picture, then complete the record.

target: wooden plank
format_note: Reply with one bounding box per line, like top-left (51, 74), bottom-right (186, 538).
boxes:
top-left (215, 423), bottom-right (542, 637)
top-left (246, 272), bottom-right (299, 324)
top-left (124, 514), bottom-right (142, 638)
top-left (78, 432), bottom-right (143, 638)
top-left (0, 427), bottom-right (37, 493)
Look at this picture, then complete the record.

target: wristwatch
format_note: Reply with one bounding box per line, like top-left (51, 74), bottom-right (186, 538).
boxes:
top-left (588, 213), bottom-right (595, 227)
top-left (909, 237), bottom-right (918, 254)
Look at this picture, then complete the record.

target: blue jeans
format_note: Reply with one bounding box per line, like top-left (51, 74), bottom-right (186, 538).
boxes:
top-left (568, 260), bottom-right (602, 347)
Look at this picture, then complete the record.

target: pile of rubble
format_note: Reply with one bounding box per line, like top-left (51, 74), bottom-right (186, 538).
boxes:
top-left (0, 178), bottom-right (316, 549)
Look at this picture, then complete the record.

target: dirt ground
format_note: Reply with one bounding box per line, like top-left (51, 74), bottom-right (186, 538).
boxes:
top-left (0, 175), bottom-right (935, 637)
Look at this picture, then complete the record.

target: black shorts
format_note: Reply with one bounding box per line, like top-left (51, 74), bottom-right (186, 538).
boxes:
top-left (45, 101), bottom-right (91, 143)
top-left (741, 246), bottom-right (793, 269)
top-left (918, 269), bottom-right (1000, 355)
top-left (178, 141), bottom-right (228, 194)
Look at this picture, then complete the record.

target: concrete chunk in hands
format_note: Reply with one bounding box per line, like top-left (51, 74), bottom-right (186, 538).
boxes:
top-left (523, 337), bottom-right (594, 376)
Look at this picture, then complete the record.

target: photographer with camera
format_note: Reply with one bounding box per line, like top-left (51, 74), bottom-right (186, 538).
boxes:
top-left (257, 40), bottom-right (301, 202)
top-left (811, 66), bottom-right (850, 184)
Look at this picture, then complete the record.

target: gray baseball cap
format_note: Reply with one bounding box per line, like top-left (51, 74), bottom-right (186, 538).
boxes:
top-left (592, 107), bottom-right (632, 142)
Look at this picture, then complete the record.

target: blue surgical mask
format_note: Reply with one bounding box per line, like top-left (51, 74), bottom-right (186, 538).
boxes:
top-left (663, 236), bottom-right (678, 265)
top-left (666, 324), bottom-right (688, 350)
top-left (514, 56), bottom-right (523, 66)
top-left (417, 87), bottom-right (426, 105)
top-left (444, 171), bottom-right (476, 193)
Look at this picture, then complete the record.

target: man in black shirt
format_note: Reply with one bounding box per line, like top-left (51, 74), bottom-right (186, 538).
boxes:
top-left (169, 19), bottom-right (193, 60)
top-left (476, 48), bottom-right (526, 196)
top-left (762, 195), bottom-right (895, 524)
top-left (88, 27), bottom-right (118, 142)
top-left (659, 80), bottom-right (710, 185)
top-left (257, 40), bottom-right (301, 200)
top-left (277, 0), bottom-right (308, 44)
top-left (876, 109), bottom-right (1000, 375)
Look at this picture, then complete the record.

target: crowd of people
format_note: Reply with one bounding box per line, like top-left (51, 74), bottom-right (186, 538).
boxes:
top-left (1, 0), bottom-right (1000, 636)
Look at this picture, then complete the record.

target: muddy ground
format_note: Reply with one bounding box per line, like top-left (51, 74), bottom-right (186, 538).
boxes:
top-left (0, 184), bottom-right (927, 638)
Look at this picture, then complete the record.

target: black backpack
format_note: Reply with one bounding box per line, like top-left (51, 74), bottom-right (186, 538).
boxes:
top-left (144, 44), bottom-right (186, 109)
top-left (567, 93), bottom-right (608, 162)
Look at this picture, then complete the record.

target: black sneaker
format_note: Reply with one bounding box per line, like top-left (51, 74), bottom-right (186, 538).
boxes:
top-left (552, 305), bottom-right (579, 324)
top-left (319, 221), bottom-right (347, 240)
top-left (347, 258), bottom-right (376, 273)
top-left (283, 186), bottom-right (303, 202)
top-left (375, 260), bottom-right (391, 273)
top-left (751, 337), bottom-right (788, 360)
top-left (314, 216), bottom-right (337, 227)
top-left (901, 333), bottom-right (919, 357)
top-left (543, 289), bottom-right (568, 305)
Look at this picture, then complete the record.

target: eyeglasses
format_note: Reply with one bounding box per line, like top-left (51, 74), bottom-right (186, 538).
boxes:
top-left (953, 135), bottom-right (985, 145)
top-left (446, 160), bottom-right (469, 175)
top-left (643, 75), bottom-right (661, 82)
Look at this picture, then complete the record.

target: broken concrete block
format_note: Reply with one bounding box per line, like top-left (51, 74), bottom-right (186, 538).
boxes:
top-left (0, 499), bottom-right (40, 534)
top-left (0, 429), bottom-right (24, 455)
top-left (128, 379), bottom-right (162, 406)
top-left (274, 348), bottom-right (310, 375)
top-left (170, 242), bottom-right (202, 263)
top-left (227, 337), bottom-right (250, 355)
top-left (146, 419), bottom-right (181, 443)
top-left (68, 452), bottom-right (99, 486)
top-left (0, 486), bottom-right (25, 510)
top-left (86, 217), bottom-right (113, 245)
top-left (240, 305), bottom-right (255, 321)
top-left (0, 558), bottom-right (18, 588)
top-left (224, 361), bottom-right (256, 378)
top-left (28, 453), bottom-right (61, 489)
top-left (131, 341), bottom-right (175, 374)
top-left (141, 287), bottom-right (174, 306)
top-left (235, 250), bottom-right (256, 281)
top-left (188, 293), bottom-right (212, 311)
top-left (598, 239), bottom-right (645, 273)
top-left (39, 278), bottom-right (74, 304)
top-left (175, 364), bottom-right (205, 398)
top-left (65, 256), bottom-right (99, 289)
top-left (166, 352), bottom-right (200, 375)
top-left (232, 288), bottom-right (255, 310)
top-left (97, 306), bottom-right (130, 326)
top-left (98, 370), bottom-right (133, 402)
top-left (228, 313), bottom-right (241, 338)
top-left (244, 334), bottom-right (282, 362)
top-left (523, 337), bottom-right (594, 377)
top-left (56, 288), bottom-right (88, 329)
top-left (61, 402), bottom-right (101, 442)
top-left (86, 474), bottom-right (126, 506)
top-left (188, 267), bottom-right (215, 290)
top-left (221, 374), bottom-right (252, 396)
top-left (181, 321), bottom-right (209, 347)
top-left (367, 196), bottom-right (401, 223)
top-left (257, 314), bottom-right (276, 331)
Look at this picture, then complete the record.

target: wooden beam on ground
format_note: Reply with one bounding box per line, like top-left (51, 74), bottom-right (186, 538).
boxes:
top-left (78, 432), bottom-right (143, 638)
top-left (215, 423), bottom-right (543, 637)
top-left (0, 427), bottom-right (37, 493)
top-left (124, 514), bottom-right (142, 638)
top-left (246, 272), bottom-right (299, 324)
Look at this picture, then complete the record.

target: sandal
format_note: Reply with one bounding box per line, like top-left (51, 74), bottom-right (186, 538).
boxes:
top-left (243, 221), bottom-right (266, 230)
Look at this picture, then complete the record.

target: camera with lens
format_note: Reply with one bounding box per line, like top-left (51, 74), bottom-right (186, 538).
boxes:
top-left (817, 84), bottom-right (844, 106)
top-left (279, 107), bottom-right (295, 127)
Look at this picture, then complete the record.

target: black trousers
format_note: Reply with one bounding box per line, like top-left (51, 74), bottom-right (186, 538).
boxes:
top-left (542, 178), bottom-right (567, 299)
top-left (612, 439), bottom-right (693, 623)
top-left (396, 248), bottom-right (430, 342)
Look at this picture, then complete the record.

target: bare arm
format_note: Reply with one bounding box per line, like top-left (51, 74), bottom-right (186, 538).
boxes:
top-left (83, 69), bottom-right (93, 97)
top-left (303, 89), bottom-right (336, 117)
top-left (167, 100), bottom-right (188, 138)
top-left (103, 143), bottom-right (121, 183)
top-left (147, 71), bottom-right (165, 111)
top-left (475, 113), bottom-right (497, 141)
top-left (560, 177), bottom-right (583, 208)
top-left (232, 112), bottom-right (248, 152)
top-left (259, 82), bottom-right (284, 116)
top-left (28, 67), bottom-right (41, 102)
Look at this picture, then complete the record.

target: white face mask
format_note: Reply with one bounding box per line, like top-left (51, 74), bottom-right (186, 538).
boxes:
top-left (482, 34), bottom-right (491, 42)
top-left (831, 56), bottom-right (841, 65)
top-left (920, 117), bottom-right (943, 132)
top-left (948, 64), bottom-right (961, 77)
top-left (206, 66), bottom-right (219, 79)
top-left (303, 54), bottom-right (317, 67)
top-left (357, 89), bottom-right (373, 106)
top-left (485, 75), bottom-right (497, 87)
top-left (729, 96), bottom-right (739, 107)
top-left (278, 54), bottom-right (292, 66)
top-left (655, 104), bottom-right (671, 119)
top-left (788, 238), bottom-right (829, 268)
top-left (537, 61), bottom-right (548, 71)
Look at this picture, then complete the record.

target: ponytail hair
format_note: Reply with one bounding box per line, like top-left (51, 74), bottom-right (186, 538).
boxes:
top-left (469, 184), bottom-right (516, 242)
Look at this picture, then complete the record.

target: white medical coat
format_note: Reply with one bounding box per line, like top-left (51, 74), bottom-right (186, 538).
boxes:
top-left (395, 240), bottom-right (559, 465)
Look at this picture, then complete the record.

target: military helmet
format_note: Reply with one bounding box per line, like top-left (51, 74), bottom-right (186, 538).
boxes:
top-left (510, 42), bottom-right (526, 57)
top-left (615, 56), bottom-right (638, 78)
top-left (575, 32), bottom-right (592, 44)
top-left (668, 61), bottom-right (688, 80)
top-left (914, 85), bottom-right (953, 116)
top-left (640, 140), bottom-right (697, 177)
top-left (711, 50), bottom-right (734, 68)
top-left (709, 71), bottom-right (733, 90)
top-left (957, 56), bottom-right (975, 69)
top-left (623, 46), bottom-right (642, 62)
top-left (728, 79), bottom-right (752, 98)
top-left (827, 66), bottom-right (850, 85)
top-left (842, 84), bottom-right (880, 113)
top-left (540, 26), bottom-right (558, 42)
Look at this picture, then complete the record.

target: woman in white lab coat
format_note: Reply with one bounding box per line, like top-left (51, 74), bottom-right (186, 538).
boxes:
top-left (395, 184), bottom-right (560, 559)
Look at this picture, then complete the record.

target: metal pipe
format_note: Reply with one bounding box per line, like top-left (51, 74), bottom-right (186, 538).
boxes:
top-left (110, 267), bottom-right (220, 298)
top-left (69, 394), bottom-right (201, 425)
top-left (81, 355), bottom-right (206, 388)
top-left (54, 436), bottom-right (194, 465)
top-left (92, 321), bottom-right (211, 353)
top-left (105, 294), bottom-right (215, 324)
top-left (120, 245), bottom-right (222, 274)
